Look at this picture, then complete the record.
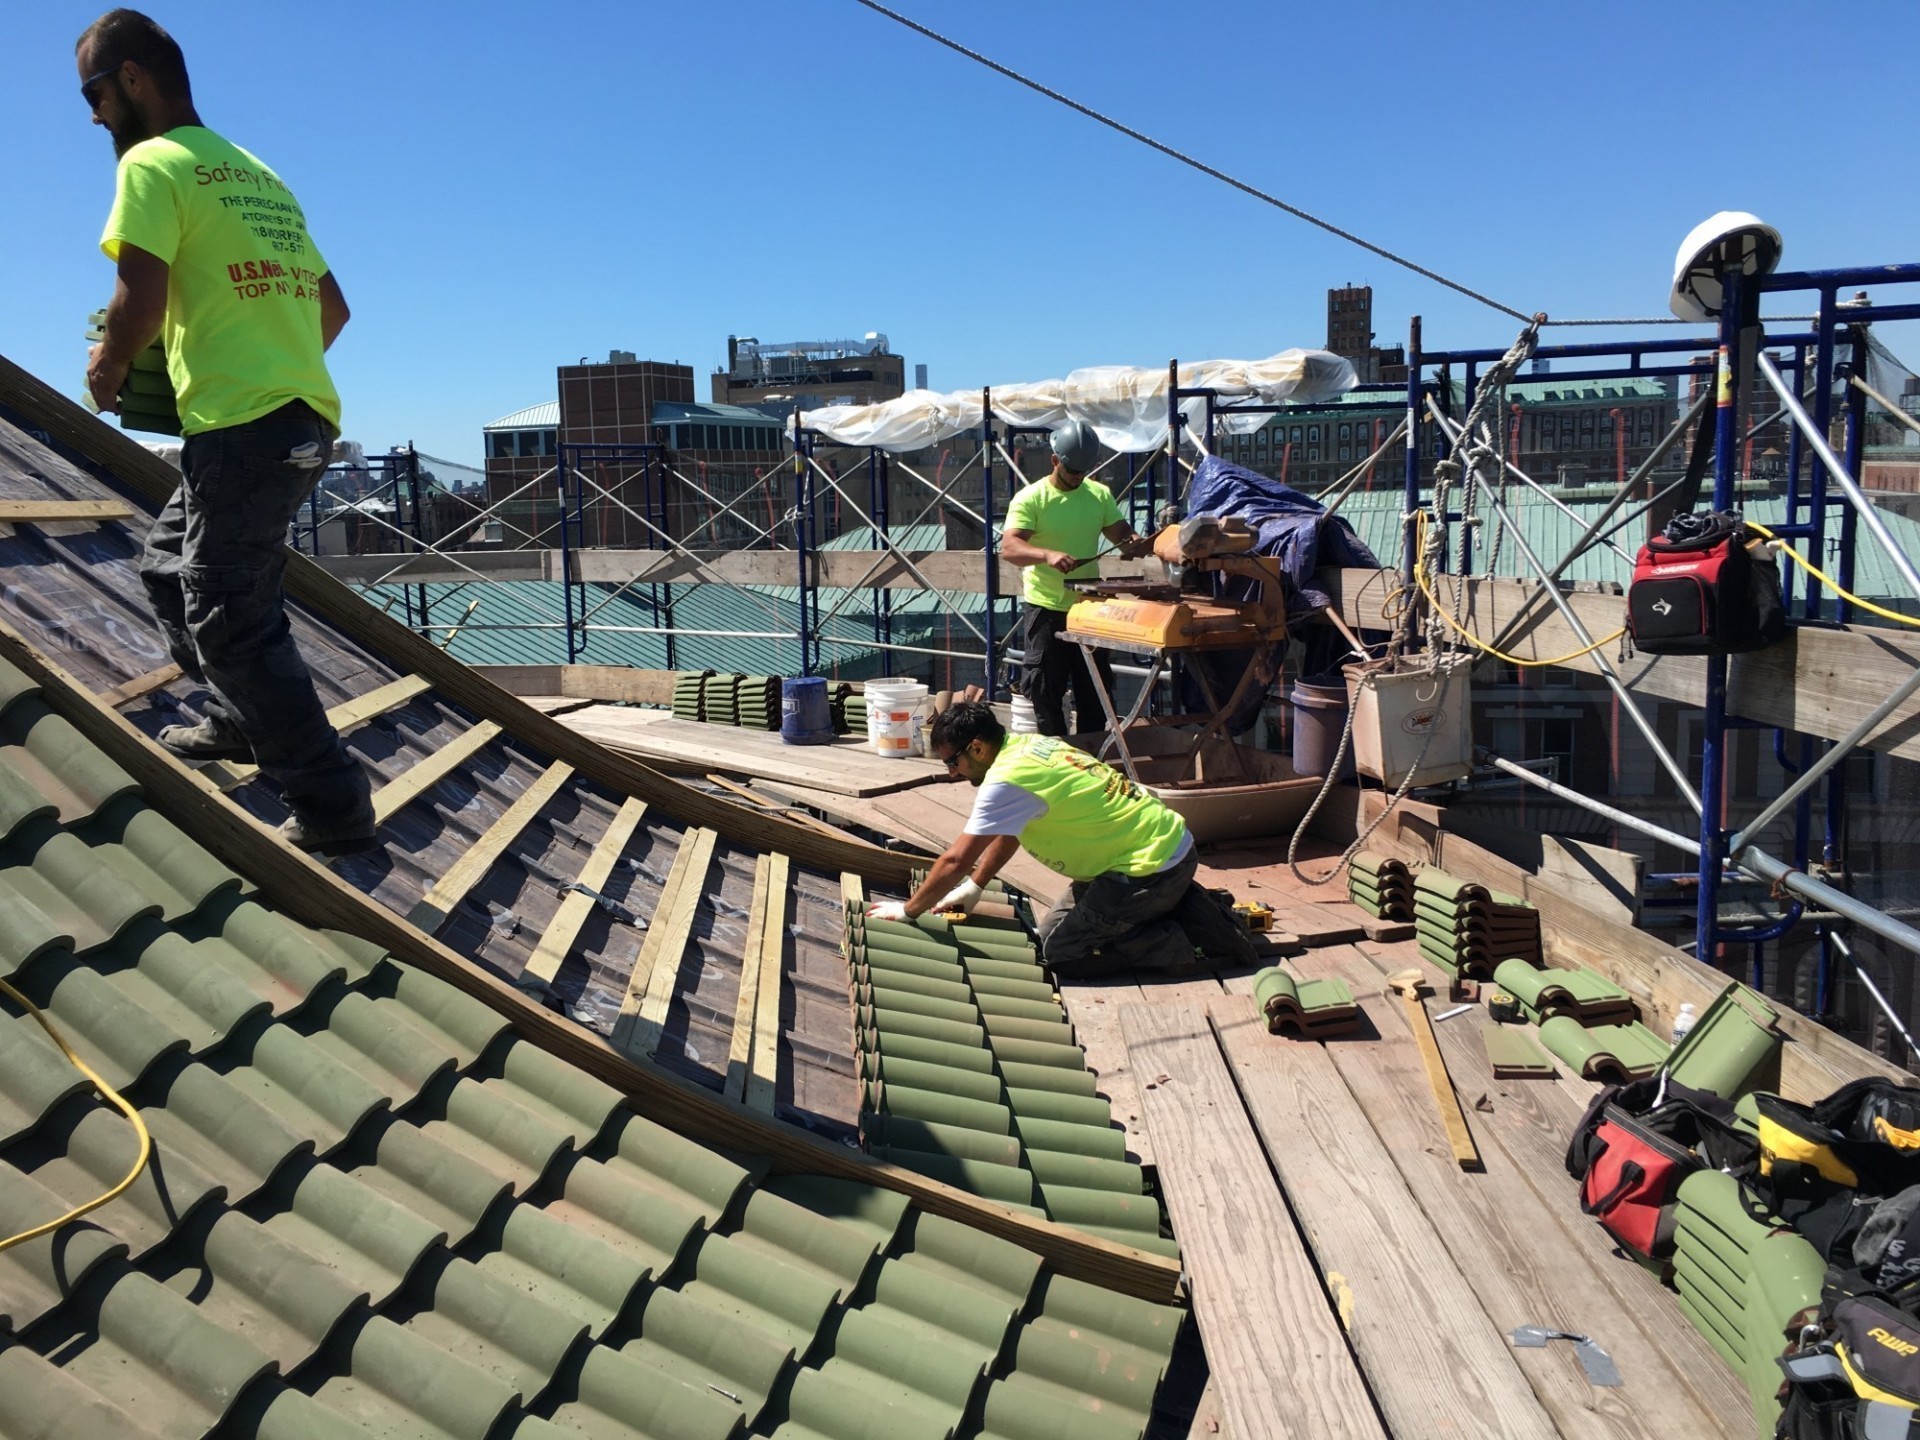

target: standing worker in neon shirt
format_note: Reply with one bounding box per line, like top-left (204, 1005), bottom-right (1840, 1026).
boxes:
top-left (78, 9), bottom-right (376, 855)
top-left (1000, 420), bottom-right (1152, 736)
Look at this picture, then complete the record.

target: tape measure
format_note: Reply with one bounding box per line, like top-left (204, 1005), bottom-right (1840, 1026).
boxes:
top-left (1233, 900), bottom-right (1275, 932)
top-left (1488, 990), bottom-right (1521, 1024)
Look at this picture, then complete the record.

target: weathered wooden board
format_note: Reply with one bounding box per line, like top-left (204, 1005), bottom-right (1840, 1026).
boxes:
top-left (1121, 1000), bottom-right (1385, 1440)
top-left (1313, 941), bottom-right (1747, 1440)
top-left (1540, 834), bottom-right (1645, 925)
top-left (1210, 993), bottom-right (1558, 1439)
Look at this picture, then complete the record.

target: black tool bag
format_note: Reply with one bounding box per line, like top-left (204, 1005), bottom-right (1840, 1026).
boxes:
top-left (1566, 1075), bottom-right (1757, 1262)
top-left (1756, 1080), bottom-right (1920, 1266)
top-left (1628, 511), bottom-right (1786, 655)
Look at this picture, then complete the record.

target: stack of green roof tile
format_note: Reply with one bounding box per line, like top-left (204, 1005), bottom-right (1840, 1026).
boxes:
top-left (844, 905), bottom-right (1174, 1259)
top-left (1670, 1169), bottom-right (1822, 1434)
top-left (0, 647), bottom-right (1184, 1440)
top-left (704, 671), bottom-right (741, 727)
top-left (737, 675), bottom-right (780, 731)
top-left (671, 669), bottom-right (711, 721)
top-left (86, 308), bottom-right (178, 436)
top-left (1412, 866), bottom-right (1541, 979)
top-left (1492, 958), bottom-right (1636, 1026)
top-left (1251, 966), bottom-right (1360, 1037)
top-left (828, 682), bottom-right (857, 735)
top-left (1346, 851), bottom-right (1413, 921)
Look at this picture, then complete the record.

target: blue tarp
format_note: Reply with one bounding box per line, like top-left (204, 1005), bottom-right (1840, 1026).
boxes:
top-left (1184, 455), bottom-right (1380, 619)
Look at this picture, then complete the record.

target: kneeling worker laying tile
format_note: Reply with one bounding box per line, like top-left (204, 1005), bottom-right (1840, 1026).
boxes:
top-left (868, 702), bottom-right (1257, 977)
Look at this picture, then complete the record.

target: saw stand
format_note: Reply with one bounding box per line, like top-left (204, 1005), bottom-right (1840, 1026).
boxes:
top-left (1064, 552), bottom-right (1288, 785)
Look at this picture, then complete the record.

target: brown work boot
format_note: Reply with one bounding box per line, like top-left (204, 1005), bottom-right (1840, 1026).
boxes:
top-left (156, 717), bottom-right (255, 762)
top-left (279, 803), bottom-right (379, 857)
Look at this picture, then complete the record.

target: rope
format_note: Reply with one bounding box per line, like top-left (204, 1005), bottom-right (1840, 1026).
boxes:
top-left (848, 0), bottom-right (1534, 323)
top-left (1748, 520), bottom-right (1920, 630)
top-left (1410, 515), bottom-right (1627, 665)
top-left (0, 977), bottom-right (151, 1254)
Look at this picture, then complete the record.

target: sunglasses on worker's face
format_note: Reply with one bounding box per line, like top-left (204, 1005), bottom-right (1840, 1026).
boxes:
top-left (939, 744), bottom-right (974, 774)
top-left (80, 63), bottom-right (122, 107)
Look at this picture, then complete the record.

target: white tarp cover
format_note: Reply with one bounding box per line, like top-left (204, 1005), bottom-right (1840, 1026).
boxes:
top-left (793, 349), bottom-right (1358, 453)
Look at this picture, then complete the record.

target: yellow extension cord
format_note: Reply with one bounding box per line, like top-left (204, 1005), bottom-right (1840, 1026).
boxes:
top-left (1746, 520), bottom-right (1920, 631)
top-left (0, 976), bottom-right (151, 1254)
top-left (1399, 513), bottom-right (1920, 668)
top-left (1408, 511), bottom-right (1627, 667)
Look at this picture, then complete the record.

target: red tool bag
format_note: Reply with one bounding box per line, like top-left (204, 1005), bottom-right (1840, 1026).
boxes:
top-left (1565, 1076), bottom-right (1755, 1262)
top-left (1627, 512), bottom-right (1786, 655)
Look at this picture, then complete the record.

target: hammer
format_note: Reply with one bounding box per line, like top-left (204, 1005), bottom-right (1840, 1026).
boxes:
top-left (1387, 968), bottom-right (1481, 1170)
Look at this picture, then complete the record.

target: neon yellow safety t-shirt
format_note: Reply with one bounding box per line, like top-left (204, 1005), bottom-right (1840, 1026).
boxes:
top-left (982, 734), bottom-right (1189, 880)
top-left (101, 126), bottom-right (340, 436)
top-left (1003, 476), bottom-right (1121, 612)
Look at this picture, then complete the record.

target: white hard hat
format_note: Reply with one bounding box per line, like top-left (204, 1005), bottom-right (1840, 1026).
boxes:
top-left (1669, 212), bottom-right (1783, 322)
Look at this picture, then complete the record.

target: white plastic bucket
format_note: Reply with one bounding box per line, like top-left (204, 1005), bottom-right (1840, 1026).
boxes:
top-left (865, 679), bottom-right (930, 759)
top-left (1010, 695), bottom-right (1039, 734)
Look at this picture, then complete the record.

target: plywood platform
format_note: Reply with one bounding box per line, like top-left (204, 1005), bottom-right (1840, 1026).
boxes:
top-left (554, 704), bottom-right (948, 796)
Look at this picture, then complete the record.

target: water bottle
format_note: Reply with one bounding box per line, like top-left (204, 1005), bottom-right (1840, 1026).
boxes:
top-left (1671, 1002), bottom-right (1698, 1044)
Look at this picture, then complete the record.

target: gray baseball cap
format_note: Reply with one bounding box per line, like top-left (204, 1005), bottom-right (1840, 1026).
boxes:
top-left (1050, 419), bottom-right (1101, 475)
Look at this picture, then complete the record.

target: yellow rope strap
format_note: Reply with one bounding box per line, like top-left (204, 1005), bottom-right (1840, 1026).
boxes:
top-left (1411, 512), bottom-right (1626, 667)
top-left (0, 976), bottom-right (152, 1254)
top-left (1746, 521), bottom-right (1920, 631)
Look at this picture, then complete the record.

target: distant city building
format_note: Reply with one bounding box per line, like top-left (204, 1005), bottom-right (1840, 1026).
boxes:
top-left (1325, 285), bottom-right (1407, 385)
top-left (711, 334), bottom-right (905, 409)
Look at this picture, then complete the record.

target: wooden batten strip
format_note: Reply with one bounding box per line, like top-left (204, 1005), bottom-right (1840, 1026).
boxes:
top-left (522, 795), bottom-right (650, 990)
top-left (621, 827), bottom-right (720, 1059)
top-left (370, 721), bottom-right (503, 825)
top-left (724, 853), bottom-right (773, 1104)
top-left (0, 612), bottom-right (1179, 1303)
top-left (98, 662), bottom-right (183, 708)
top-left (744, 851), bottom-right (790, 1113)
top-left (0, 498), bottom-right (135, 523)
top-left (407, 760), bottom-right (576, 933)
top-left (202, 673), bottom-right (437, 790)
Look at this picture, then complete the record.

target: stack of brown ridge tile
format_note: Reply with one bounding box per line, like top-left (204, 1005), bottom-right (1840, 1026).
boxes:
top-left (844, 897), bottom-right (1172, 1258)
top-left (1346, 850), bottom-right (1413, 920)
top-left (1413, 866), bottom-right (1541, 979)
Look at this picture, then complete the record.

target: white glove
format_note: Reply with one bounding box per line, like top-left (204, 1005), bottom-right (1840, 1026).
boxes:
top-left (866, 900), bottom-right (910, 923)
top-left (934, 878), bottom-right (983, 915)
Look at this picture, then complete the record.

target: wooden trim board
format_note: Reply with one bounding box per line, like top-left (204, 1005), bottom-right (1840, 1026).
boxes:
top-left (0, 498), bottom-right (135, 522)
top-left (407, 761), bottom-right (575, 933)
top-left (521, 796), bottom-right (650, 991)
top-left (725, 853), bottom-right (773, 1104)
top-left (370, 721), bottom-right (503, 825)
top-left (613, 826), bottom-right (718, 1057)
top-left (203, 673), bottom-right (436, 790)
top-left (744, 852), bottom-right (790, 1112)
top-left (98, 663), bottom-right (182, 708)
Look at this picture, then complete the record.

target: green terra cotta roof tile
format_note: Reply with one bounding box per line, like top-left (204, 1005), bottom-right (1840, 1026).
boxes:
top-left (0, 648), bottom-right (1184, 1440)
top-left (841, 909), bottom-right (1175, 1257)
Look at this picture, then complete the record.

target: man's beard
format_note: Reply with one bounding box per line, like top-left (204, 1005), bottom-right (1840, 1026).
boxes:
top-left (109, 117), bottom-right (155, 157)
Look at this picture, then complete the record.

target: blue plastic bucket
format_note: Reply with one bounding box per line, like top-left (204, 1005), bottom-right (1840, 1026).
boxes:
top-left (780, 676), bottom-right (835, 745)
top-left (1290, 675), bottom-right (1354, 779)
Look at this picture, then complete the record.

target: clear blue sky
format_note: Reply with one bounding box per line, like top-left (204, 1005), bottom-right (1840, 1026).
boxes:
top-left (9, 1), bottom-right (1919, 465)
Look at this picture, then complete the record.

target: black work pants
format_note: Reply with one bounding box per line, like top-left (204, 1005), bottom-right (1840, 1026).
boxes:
top-left (141, 402), bottom-right (370, 819)
top-left (1037, 850), bottom-right (1259, 979)
top-left (1020, 602), bottom-right (1113, 738)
